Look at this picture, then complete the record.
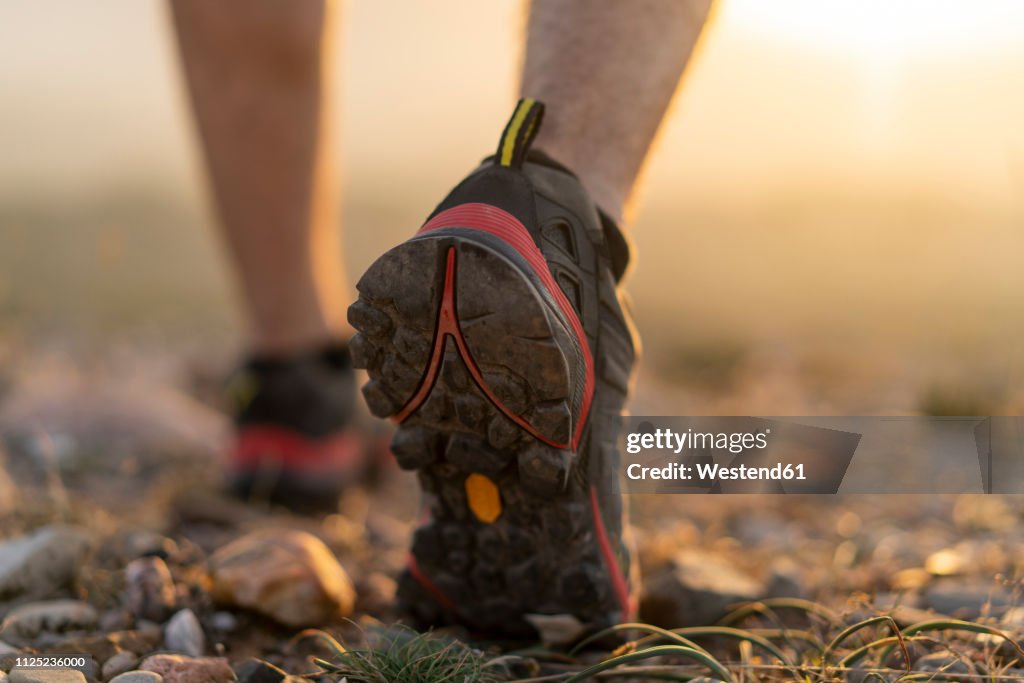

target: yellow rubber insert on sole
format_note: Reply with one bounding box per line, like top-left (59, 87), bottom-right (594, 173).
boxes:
top-left (465, 473), bottom-right (502, 523)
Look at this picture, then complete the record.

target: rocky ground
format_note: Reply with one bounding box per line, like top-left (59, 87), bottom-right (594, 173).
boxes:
top-left (2, 343), bottom-right (1024, 682)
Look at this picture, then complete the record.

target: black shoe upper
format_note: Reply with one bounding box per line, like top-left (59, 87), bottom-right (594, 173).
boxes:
top-left (227, 343), bottom-right (357, 439)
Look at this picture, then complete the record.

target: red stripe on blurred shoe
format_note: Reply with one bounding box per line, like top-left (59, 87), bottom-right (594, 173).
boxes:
top-left (232, 426), bottom-right (364, 475)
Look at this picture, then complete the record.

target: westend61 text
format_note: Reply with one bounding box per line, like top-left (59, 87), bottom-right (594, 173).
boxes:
top-left (626, 461), bottom-right (807, 481)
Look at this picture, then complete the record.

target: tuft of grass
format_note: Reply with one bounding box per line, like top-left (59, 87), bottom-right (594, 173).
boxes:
top-left (314, 626), bottom-right (506, 683)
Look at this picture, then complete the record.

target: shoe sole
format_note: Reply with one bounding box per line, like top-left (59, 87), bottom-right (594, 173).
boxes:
top-left (349, 210), bottom-right (627, 635)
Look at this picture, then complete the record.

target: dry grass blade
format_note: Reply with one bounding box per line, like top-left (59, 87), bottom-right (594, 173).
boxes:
top-left (839, 635), bottom-right (931, 669)
top-left (824, 615), bottom-right (909, 675)
top-left (718, 598), bottom-right (842, 628)
top-left (569, 623), bottom-right (711, 657)
top-left (287, 628), bottom-right (347, 658)
top-left (561, 645), bottom-right (734, 683)
top-left (875, 618), bottom-right (1024, 667)
top-left (629, 626), bottom-right (792, 666)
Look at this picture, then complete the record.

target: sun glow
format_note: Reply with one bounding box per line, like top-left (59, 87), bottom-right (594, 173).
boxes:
top-left (657, 0), bottom-right (1024, 192)
top-left (721, 0), bottom-right (1024, 60)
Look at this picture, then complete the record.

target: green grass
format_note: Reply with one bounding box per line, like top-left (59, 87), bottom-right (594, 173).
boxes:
top-left (302, 626), bottom-right (507, 683)
top-left (311, 599), bottom-right (1024, 682)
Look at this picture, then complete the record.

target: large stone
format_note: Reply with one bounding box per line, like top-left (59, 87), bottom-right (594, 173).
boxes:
top-left (164, 610), bottom-right (204, 658)
top-left (0, 601), bottom-right (97, 641)
top-left (639, 550), bottom-right (765, 627)
top-left (125, 557), bottom-right (176, 623)
top-left (139, 655), bottom-right (235, 683)
top-left (0, 526), bottom-right (91, 598)
top-left (101, 651), bottom-right (138, 681)
top-left (8, 670), bottom-right (86, 683)
top-left (210, 529), bottom-right (354, 627)
top-left (109, 674), bottom-right (162, 683)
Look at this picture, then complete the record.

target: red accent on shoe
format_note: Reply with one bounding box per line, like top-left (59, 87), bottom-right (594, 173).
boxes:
top-left (590, 485), bottom-right (633, 619)
top-left (407, 553), bottom-right (457, 613)
top-left (393, 247), bottom-right (571, 450)
top-left (231, 425), bottom-right (364, 476)
top-left (415, 203), bottom-right (595, 450)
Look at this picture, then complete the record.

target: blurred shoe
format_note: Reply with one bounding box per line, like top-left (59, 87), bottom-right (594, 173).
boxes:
top-left (225, 343), bottom-right (369, 514)
top-left (349, 99), bottom-right (638, 636)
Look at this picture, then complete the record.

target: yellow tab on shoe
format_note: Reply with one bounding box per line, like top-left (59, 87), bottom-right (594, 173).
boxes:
top-left (496, 98), bottom-right (545, 169)
top-left (465, 473), bottom-right (502, 523)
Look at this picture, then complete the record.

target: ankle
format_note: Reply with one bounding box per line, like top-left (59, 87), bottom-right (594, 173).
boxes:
top-left (531, 142), bottom-right (627, 224)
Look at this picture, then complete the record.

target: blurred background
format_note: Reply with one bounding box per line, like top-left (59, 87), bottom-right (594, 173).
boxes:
top-left (2, 0), bottom-right (1024, 422)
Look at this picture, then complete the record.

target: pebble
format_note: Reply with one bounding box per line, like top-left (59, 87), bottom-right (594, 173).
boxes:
top-left (924, 548), bottom-right (967, 576)
top-left (639, 549), bottom-right (765, 627)
top-left (0, 654), bottom-right (18, 673)
top-left (232, 659), bottom-right (285, 683)
top-left (923, 579), bottom-right (1011, 619)
top-left (125, 557), bottom-right (176, 622)
top-left (210, 529), bottom-right (354, 627)
top-left (0, 526), bottom-right (91, 598)
top-left (140, 655), bottom-right (235, 683)
top-left (164, 609), bottom-right (204, 657)
top-left (98, 609), bottom-right (133, 633)
top-left (0, 600), bottom-right (97, 641)
top-left (1002, 606), bottom-right (1024, 628)
top-left (765, 557), bottom-right (805, 598)
top-left (8, 671), bottom-right (86, 683)
top-left (522, 614), bottom-right (585, 648)
top-left (356, 572), bottom-right (396, 614)
top-left (49, 628), bottom-right (161, 665)
top-left (109, 673), bottom-right (163, 683)
top-left (123, 531), bottom-right (178, 561)
top-left (891, 567), bottom-right (931, 591)
top-left (914, 652), bottom-right (970, 674)
top-left (207, 613), bottom-right (236, 633)
top-left (101, 651), bottom-right (138, 681)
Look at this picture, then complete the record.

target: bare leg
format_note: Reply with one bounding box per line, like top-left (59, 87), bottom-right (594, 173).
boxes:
top-left (170, 0), bottom-right (348, 354)
top-left (522, 0), bottom-right (712, 222)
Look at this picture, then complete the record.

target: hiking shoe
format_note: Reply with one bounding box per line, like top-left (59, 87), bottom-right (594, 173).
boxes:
top-left (225, 343), bottom-right (370, 513)
top-left (349, 99), bottom-right (639, 636)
